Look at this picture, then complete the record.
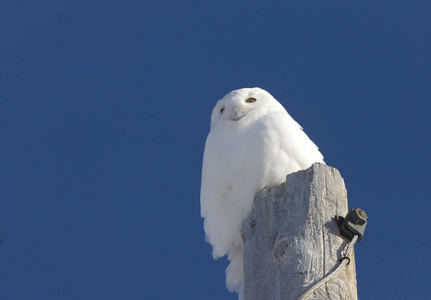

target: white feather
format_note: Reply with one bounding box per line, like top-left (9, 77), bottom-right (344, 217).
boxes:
top-left (200, 88), bottom-right (324, 299)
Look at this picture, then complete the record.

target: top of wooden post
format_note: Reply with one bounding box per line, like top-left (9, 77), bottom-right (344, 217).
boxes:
top-left (242, 163), bottom-right (358, 300)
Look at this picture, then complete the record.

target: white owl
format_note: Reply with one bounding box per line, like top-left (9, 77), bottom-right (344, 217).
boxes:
top-left (200, 88), bottom-right (324, 299)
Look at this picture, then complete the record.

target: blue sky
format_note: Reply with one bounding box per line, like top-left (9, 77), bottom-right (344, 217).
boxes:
top-left (1, 1), bottom-right (430, 299)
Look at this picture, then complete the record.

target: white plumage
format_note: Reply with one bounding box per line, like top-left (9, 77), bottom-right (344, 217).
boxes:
top-left (200, 88), bottom-right (324, 299)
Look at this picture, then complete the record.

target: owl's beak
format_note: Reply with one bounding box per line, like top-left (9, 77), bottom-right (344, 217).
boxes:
top-left (230, 107), bottom-right (246, 121)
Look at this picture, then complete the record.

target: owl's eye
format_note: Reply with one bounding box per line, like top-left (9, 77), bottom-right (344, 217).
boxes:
top-left (220, 107), bottom-right (225, 113)
top-left (245, 98), bottom-right (256, 103)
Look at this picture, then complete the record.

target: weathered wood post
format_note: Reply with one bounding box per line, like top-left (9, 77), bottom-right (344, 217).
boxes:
top-left (242, 163), bottom-right (358, 300)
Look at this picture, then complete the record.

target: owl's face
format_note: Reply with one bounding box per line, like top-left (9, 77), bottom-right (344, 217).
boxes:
top-left (210, 88), bottom-right (282, 128)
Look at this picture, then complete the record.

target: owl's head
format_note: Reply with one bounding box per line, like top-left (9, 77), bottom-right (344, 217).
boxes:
top-left (210, 88), bottom-right (284, 128)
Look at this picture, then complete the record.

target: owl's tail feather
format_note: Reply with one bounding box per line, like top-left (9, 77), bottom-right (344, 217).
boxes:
top-left (225, 245), bottom-right (244, 299)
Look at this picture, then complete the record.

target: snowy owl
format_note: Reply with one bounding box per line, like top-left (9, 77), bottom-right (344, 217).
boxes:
top-left (200, 87), bottom-right (324, 299)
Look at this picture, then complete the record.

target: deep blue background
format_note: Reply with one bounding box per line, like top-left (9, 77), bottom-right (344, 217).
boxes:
top-left (1, 1), bottom-right (430, 299)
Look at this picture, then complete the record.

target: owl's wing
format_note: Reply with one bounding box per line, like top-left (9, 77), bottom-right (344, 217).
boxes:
top-left (200, 122), bottom-right (265, 259)
top-left (272, 109), bottom-right (324, 169)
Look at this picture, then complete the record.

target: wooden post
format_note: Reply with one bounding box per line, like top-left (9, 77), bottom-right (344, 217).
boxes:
top-left (242, 163), bottom-right (358, 300)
